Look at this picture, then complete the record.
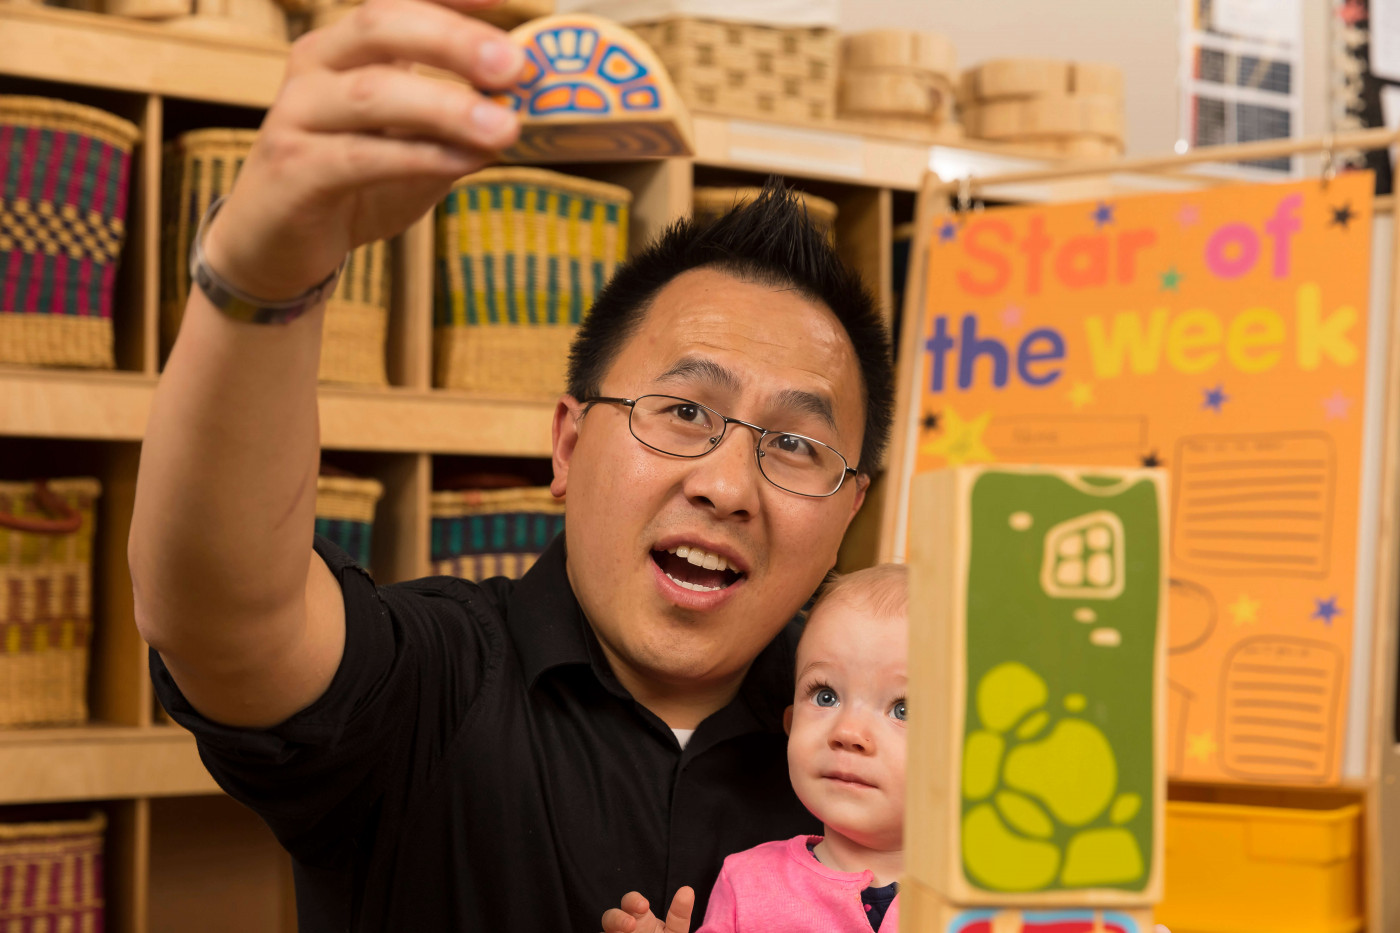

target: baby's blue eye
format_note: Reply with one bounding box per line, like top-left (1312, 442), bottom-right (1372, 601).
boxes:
top-left (813, 687), bottom-right (839, 708)
top-left (890, 700), bottom-right (907, 722)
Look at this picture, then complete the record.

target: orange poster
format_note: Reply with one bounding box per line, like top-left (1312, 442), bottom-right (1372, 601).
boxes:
top-left (898, 174), bottom-right (1377, 785)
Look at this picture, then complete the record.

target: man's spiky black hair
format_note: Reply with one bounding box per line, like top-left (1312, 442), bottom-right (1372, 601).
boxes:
top-left (566, 179), bottom-right (893, 473)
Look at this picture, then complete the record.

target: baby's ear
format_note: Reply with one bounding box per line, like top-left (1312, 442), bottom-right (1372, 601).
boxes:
top-left (783, 705), bottom-right (794, 736)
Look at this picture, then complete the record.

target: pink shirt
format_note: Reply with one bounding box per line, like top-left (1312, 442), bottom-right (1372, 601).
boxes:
top-left (696, 835), bottom-right (900, 933)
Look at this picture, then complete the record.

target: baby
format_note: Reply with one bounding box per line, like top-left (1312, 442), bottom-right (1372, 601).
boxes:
top-left (603, 563), bottom-right (908, 933)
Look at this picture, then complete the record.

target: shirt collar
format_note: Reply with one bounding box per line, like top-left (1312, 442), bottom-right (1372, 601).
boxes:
top-left (504, 533), bottom-right (799, 734)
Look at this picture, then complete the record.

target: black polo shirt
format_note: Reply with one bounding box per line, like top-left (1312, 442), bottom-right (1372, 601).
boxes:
top-left (151, 534), bottom-right (819, 931)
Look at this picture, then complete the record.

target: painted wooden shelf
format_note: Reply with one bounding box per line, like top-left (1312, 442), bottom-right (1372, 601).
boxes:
top-left (0, 725), bottom-right (218, 804)
top-left (0, 367), bottom-right (556, 456)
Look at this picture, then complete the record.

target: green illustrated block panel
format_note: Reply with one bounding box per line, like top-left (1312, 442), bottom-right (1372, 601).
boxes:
top-left (906, 466), bottom-right (1166, 907)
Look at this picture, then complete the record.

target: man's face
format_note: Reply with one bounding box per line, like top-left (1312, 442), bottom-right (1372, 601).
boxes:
top-left (785, 597), bottom-right (907, 851)
top-left (550, 268), bottom-right (868, 706)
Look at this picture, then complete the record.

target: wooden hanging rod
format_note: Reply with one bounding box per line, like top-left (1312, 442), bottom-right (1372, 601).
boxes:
top-left (931, 126), bottom-right (1400, 194)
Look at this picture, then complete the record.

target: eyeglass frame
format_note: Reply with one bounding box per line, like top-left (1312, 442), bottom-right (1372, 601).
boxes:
top-left (583, 394), bottom-right (861, 498)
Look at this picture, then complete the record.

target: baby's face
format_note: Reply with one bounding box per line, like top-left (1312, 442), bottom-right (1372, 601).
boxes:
top-left (785, 596), bottom-right (908, 852)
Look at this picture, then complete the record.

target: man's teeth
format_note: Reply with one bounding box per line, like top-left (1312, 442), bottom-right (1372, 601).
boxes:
top-left (666, 575), bottom-right (725, 592)
top-left (668, 544), bottom-right (739, 573)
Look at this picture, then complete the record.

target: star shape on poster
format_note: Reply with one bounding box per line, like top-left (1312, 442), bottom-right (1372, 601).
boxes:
top-left (1177, 203), bottom-right (1200, 227)
top-left (1092, 201), bottom-right (1115, 227)
top-left (919, 407), bottom-right (994, 466)
top-left (1312, 596), bottom-right (1343, 625)
top-left (1067, 382), bottom-right (1096, 409)
top-left (1202, 384), bottom-right (1228, 412)
top-left (1140, 450), bottom-right (1164, 468)
top-left (1000, 305), bottom-right (1024, 328)
top-left (1323, 389), bottom-right (1353, 420)
top-left (938, 218), bottom-right (958, 243)
top-left (1186, 731), bottom-right (1217, 763)
top-left (1340, 0), bottom-right (1366, 26)
top-left (1228, 593), bottom-right (1261, 626)
top-left (1160, 267), bottom-right (1183, 291)
top-left (921, 411), bottom-right (940, 432)
top-left (1331, 202), bottom-right (1356, 229)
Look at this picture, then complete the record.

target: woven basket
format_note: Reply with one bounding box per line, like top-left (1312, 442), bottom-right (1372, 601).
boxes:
top-left (434, 167), bottom-right (630, 399)
top-left (161, 128), bottom-right (391, 385)
top-left (0, 478), bottom-right (101, 728)
top-left (315, 474), bottom-right (384, 569)
top-left (0, 96), bottom-right (140, 369)
top-left (430, 486), bottom-right (565, 580)
top-left (692, 186), bottom-right (837, 243)
top-left (0, 812), bottom-right (105, 928)
top-left (627, 18), bottom-right (837, 123)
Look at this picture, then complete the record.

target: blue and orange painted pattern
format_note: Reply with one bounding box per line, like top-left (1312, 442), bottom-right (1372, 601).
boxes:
top-left (490, 25), bottom-right (665, 118)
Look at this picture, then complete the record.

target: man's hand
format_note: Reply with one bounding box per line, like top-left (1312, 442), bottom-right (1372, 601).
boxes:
top-left (203, 0), bottom-right (524, 301)
top-left (600, 887), bottom-right (694, 933)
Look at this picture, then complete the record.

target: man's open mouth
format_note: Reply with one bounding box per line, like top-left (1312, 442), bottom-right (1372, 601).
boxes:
top-left (652, 545), bottom-right (745, 593)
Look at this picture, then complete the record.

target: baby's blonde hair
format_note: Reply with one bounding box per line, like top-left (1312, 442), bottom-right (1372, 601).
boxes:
top-left (811, 563), bottom-right (908, 621)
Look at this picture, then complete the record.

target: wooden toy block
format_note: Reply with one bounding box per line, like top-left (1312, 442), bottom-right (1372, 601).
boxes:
top-left (959, 59), bottom-right (1123, 103)
top-left (961, 93), bottom-right (1124, 142)
top-left (842, 29), bottom-right (957, 76)
top-left (840, 69), bottom-right (957, 120)
top-left (489, 14), bottom-right (694, 162)
top-left (900, 877), bottom-right (1156, 933)
top-left (906, 465), bottom-right (1166, 906)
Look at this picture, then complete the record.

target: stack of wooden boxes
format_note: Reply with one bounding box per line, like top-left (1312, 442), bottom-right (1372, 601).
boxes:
top-left (959, 58), bottom-right (1125, 159)
top-left (564, 0), bottom-right (840, 124)
top-left (904, 465), bottom-right (1166, 932)
top-left (838, 29), bottom-right (961, 141)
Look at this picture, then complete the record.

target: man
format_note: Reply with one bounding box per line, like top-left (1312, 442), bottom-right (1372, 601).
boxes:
top-left (127, 0), bottom-right (894, 929)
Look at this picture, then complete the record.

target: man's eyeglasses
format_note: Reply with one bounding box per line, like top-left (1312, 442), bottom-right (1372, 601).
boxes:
top-left (584, 395), bottom-right (859, 498)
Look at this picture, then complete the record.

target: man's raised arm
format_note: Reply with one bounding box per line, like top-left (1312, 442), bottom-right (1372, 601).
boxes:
top-left (128, 0), bottom-right (523, 728)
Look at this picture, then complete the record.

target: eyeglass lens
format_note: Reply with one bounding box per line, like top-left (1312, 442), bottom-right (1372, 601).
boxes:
top-left (627, 395), bottom-right (847, 496)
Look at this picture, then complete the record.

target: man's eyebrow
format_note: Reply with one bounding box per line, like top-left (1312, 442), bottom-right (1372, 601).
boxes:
top-left (774, 388), bottom-right (836, 433)
top-left (656, 358), bottom-right (838, 433)
top-left (655, 357), bottom-right (743, 392)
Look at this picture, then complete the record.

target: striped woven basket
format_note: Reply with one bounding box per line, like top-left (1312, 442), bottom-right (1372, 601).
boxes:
top-left (692, 186), bottom-right (837, 244)
top-left (161, 128), bottom-right (392, 385)
top-left (0, 812), bottom-right (105, 930)
top-left (0, 478), bottom-right (101, 728)
top-left (434, 167), bottom-right (630, 399)
top-left (0, 96), bottom-right (140, 369)
top-left (315, 474), bottom-right (384, 570)
top-left (430, 486), bottom-right (565, 581)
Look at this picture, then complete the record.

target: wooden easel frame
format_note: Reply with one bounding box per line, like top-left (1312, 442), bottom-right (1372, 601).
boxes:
top-left (880, 126), bottom-right (1400, 933)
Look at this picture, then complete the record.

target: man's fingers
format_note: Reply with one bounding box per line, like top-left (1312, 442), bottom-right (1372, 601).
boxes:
top-left (292, 0), bottom-right (524, 87)
top-left (665, 887), bottom-right (695, 933)
top-left (281, 66), bottom-right (518, 153)
top-left (258, 130), bottom-right (493, 192)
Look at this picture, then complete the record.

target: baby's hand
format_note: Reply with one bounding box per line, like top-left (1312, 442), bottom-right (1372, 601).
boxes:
top-left (600, 887), bottom-right (695, 933)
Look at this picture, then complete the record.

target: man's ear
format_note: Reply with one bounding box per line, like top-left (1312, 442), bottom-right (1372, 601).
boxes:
top-left (783, 704), bottom-right (794, 736)
top-left (551, 396), bottom-right (584, 498)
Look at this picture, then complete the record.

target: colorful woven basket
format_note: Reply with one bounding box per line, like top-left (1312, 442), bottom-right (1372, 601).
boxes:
top-left (434, 167), bottom-right (630, 399)
top-left (0, 812), bottom-right (105, 930)
top-left (692, 186), bottom-right (837, 243)
top-left (161, 128), bottom-right (391, 385)
top-left (315, 474), bottom-right (384, 570)
top-left (0, 478), bottom-right (101, 728)
top-left (430, 486), bottom-right (565, 580)
top-left (0, 96), bottom-right (140, 369)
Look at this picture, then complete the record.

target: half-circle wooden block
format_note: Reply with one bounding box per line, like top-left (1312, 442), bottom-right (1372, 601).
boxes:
top-left (490, 14), bottom-right (694, 163)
